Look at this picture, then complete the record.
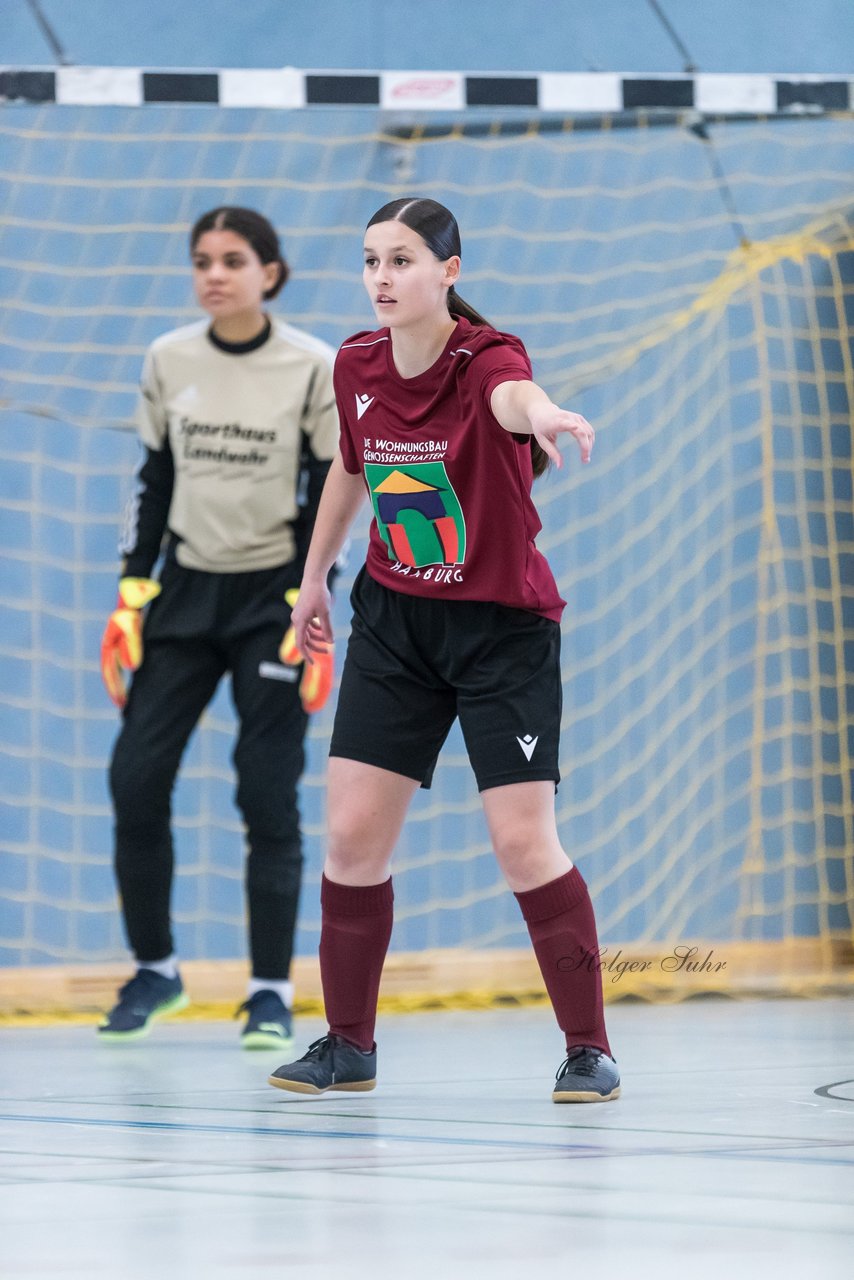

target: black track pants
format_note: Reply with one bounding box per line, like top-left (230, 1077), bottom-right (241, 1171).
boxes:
top-left (109, 612), bottom-right (308, 980)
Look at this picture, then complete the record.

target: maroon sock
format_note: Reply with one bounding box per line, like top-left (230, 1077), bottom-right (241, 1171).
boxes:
top-left (515, 866), bottom-right (612, 1057)
top-left (319, 874), bottom-right (394, 1052)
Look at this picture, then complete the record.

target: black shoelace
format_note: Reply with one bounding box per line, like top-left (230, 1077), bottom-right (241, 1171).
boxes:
top-left (555, 1046), bottom-right (602, 1081)
top-left (301, 1035), bottom-right (334, 1062)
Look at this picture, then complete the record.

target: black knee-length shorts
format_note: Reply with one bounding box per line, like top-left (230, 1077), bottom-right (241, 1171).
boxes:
top-left (329, 568), bottom-right (562, 792)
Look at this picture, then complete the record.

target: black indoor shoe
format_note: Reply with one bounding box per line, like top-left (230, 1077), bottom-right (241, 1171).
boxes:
top-left (98, 969), bottom-right (188, 1042)
top-left (552, 1046), bottom-right (621, 1102)
top-left (268, 1034), bottom-right (377, 1095)
top-left (236, 990), bottom-right (294, 1052)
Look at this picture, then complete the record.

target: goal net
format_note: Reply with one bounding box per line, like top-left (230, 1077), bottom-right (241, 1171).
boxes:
top-left (1, 101), bottom-right (852, 997)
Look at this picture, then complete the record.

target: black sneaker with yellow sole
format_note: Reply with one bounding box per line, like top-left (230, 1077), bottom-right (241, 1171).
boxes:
top-left (236, 990), bottom-right (294, 1052)
top-left (98, 969), bottom-right (188, 1042)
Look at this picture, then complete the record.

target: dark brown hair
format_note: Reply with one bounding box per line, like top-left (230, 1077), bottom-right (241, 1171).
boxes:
top-left (366, 197), bottom-right (549, 477)
top-left (190, 206), bottom-right (289, 300)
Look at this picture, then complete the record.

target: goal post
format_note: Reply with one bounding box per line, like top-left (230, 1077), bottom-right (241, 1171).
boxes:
top-left (1, 83), bottom-right (852, 1012)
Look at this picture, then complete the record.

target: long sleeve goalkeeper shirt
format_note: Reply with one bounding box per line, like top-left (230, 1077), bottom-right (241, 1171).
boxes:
top-left (119, 317), bottom-right (338, 579)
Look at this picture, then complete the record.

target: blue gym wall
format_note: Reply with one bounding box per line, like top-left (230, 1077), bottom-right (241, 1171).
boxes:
top-left (1, 2), bottom-right (851, 965)
top-left (3, 0), bottom-right (853, 75)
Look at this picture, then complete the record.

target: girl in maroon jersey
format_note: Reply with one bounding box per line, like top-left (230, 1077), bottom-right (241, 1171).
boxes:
top-left (268, 197), bottom-right (619, 1103)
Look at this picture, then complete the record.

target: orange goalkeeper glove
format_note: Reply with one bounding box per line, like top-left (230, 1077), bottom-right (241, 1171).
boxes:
top-left (279, 588), bottom-right (334, 714)
top-left (100, 576), bottom-right (161, 708)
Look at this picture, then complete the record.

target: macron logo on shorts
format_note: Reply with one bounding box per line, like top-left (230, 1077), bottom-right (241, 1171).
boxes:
top-left (355, 393), bottom-right (375, 420)
top-left (517, 734), bottom-right (539, 761)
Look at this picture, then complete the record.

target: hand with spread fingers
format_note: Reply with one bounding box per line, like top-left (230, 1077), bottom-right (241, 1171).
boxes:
top-left (530, 406), bottom-right (595, 468)
top-left (279, 587), bottom-right (334, 714)
top-left (100, 576), bottom-right (161, 709)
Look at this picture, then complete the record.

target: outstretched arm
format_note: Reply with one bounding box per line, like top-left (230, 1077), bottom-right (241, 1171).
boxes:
top-left (490, 379), bottom-right (594, 468)
top-left (291, 452), bottom-right (367, 658)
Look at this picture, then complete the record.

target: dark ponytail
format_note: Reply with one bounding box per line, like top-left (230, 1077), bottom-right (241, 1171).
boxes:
top-left (366, 197), bottom-right (549, 478)
top-left (190, 206), bottom-right (289, 299)
top-left (447, 284), bottom-right (490, 327)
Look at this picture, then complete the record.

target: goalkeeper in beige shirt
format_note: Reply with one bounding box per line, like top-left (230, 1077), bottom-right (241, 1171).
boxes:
top-left (98, 207), bottom-right (338, 1049)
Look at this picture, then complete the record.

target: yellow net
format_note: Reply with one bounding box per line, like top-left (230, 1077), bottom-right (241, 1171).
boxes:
top-left (1, 106), bottom-right (852, 1002)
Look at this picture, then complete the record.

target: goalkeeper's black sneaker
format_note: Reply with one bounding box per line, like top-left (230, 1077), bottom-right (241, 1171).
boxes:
top-left (98, 969), bottom-right (188, 1041)
top-left (236, 990), bottom-right (294, 1052)
top-left (268, 1034), bottom-right (377, 1095)
top-left (552, 1046), bottom-right (620, 1102)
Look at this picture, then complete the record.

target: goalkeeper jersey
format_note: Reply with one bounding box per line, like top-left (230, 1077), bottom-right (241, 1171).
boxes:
top-left (121, 318), bottom-right (338, 575)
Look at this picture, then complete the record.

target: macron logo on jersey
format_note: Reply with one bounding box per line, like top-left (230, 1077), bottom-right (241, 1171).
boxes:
top-left (355, 393), bottom-right (375, 420)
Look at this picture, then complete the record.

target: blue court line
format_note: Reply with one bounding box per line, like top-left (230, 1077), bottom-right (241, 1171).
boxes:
top-left (38, 1095), bottom-right (854, 1148)
top-left (0, 1112), bottom-right (599, 1153)
top-left (2, 1112), bottom-right (853, 1167)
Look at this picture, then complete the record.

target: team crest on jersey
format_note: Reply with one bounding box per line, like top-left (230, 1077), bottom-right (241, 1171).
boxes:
top-left (364, 462), bottom-right (466, 568)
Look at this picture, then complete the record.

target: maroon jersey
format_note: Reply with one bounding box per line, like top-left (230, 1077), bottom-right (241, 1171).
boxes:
top-left (335, 316), bottom-right (566, 621)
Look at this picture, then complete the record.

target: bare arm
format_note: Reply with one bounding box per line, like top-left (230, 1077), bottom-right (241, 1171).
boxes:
top-left (490, 379), bottom-right (594, 467)
top-left (291, 452), bottom-right (367, 657)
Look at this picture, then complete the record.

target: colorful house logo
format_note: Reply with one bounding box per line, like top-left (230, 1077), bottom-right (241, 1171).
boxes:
top-left (365, 463), bottom-right (466, 568)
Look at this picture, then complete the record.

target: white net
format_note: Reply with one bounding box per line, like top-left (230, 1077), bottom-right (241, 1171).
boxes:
top-left (1, 104), bottom-right (852, 974)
